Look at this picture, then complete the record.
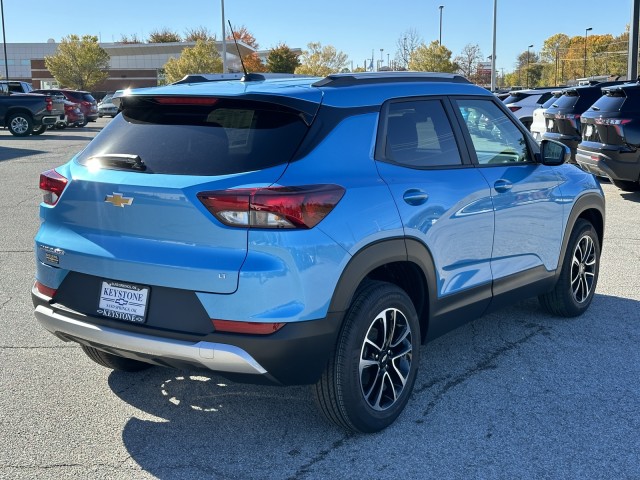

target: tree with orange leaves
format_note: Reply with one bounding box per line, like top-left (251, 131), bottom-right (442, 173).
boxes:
top-left (227, 25), bottom-right (266, 73)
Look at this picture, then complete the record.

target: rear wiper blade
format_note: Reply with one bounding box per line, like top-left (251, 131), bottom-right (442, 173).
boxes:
top-left (88, 154), bottom-right (146, 171)
top-left (591, 106), bottom-right (600, 111)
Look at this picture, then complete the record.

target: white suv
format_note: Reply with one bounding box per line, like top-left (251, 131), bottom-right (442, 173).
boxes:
top-left (503, 88), bottom-right (556, 130)
top-left (530, 90), bottom-right (563, 142)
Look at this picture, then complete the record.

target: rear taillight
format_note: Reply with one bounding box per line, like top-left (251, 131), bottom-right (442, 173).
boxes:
top-left (556, 113), bottom-right (581, 131)
top-left (595, 118), bottom-right (632, 138)
top-left (197, 185), bottom-right (345, 229)
top-left (39, 169), bottom-right (68, 205)
top-left (508, 106), bottom-right (521, 112)
top-left (34, 281), bottom-right (57, 299)
top-left (212, 319), bottom-right (285, 335)
top-left (45, 97), bottom-right (53, 112)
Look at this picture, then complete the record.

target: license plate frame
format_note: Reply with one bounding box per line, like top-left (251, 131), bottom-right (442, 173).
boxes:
top-left (97, 280), bottom-right (150, 323)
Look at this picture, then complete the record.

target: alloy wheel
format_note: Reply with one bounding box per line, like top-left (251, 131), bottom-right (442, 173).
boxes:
top-left (571, 234), bottom-right (596, 304)
top-left (359, 307), bottom-right (413, 411)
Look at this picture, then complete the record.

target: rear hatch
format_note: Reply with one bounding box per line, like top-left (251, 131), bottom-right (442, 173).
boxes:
top-left (37, 93), bottom-right (320, 294)
top-left (580, 83), bottom-right (640, 146)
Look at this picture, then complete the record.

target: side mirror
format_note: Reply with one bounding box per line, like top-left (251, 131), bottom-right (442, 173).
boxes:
top-left (540, 139), bottom-right (570, 166)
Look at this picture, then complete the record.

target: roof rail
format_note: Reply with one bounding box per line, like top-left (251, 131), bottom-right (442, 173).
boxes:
top-left (172, 73), bottom-right (308, 85)
top-left (312, 72), bottom-right (471, 87)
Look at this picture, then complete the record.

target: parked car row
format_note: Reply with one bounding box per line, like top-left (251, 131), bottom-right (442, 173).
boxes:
top-left (1, 83), bottom-right (112, 136)
top-left (502, 80), bottom-right (640, 191)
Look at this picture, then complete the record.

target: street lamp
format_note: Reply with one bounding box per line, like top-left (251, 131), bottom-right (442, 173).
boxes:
top-left (584, 27), bottom-right (592, 78)
top-left (526, 44), bottom-right (533, 88)
top-left (439, 5), bottom-right (444, 45)
top-left (221, 0), bottom-right (227, 73)
top-left (380, 48), bottom-right (384, 71)
top-left (1, 0), bottom-right (8, 80)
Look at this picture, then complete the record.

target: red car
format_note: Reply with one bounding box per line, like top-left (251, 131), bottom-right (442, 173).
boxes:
top-left (32, 89), bottom-right (98, 126)
top-left (53, 99), bottom-right (85, 128)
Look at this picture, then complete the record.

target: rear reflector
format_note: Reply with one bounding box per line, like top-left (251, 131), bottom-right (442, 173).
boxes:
top-left (508, 106), bottom-right (521, 112)
top-left (198, 185), bottom-right (345, 229)
top-left (39, 169), bottom-right (68, 205)
top-left (35, 281), bottom-right (57, 298)
top-left (212, 319), bottom-right (285, 335)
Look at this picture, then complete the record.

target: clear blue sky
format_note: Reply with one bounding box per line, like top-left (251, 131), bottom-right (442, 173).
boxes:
top-left (1, 0), bottom-right (633, 73)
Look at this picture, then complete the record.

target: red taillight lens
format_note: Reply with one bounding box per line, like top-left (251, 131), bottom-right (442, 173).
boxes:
top-left (212, 319), bottom-right (285, 335)
top-left (39, 169), bottom-right (68, 205)
top-left (198, 185), bottom-right (345, 229)
top-left (35, 281), bottom-right (57, 298)
top-left (45, 97), bottom-right (53, 112)
top-left (508, 106), bottom-right (521, 112)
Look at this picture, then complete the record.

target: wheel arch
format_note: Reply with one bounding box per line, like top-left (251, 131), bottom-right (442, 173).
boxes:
top-left (328, 238), bottom-right (437, 343)
top-left (556, 192), bottom-right (605, 280)
top-left (5, 107), bottom-right (33, 125)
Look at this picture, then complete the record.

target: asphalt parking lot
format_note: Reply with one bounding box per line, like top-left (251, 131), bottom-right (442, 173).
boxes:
top-left (1, 119), bottom-right (639, 479)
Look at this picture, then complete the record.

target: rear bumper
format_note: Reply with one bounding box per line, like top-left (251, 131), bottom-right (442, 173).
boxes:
top-left (32, 285), bottom-right (342, 385)
top-left (34, 302), bottom-right (268, 375)
top-left (576, 143), bottom-right (640, 182)
top-left (41, 115), bottom-right (59, 126)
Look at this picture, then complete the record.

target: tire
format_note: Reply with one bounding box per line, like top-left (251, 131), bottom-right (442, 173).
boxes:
top-left (314, 281), bottom-right (420, 433)
top-left (81, 345), bottom-right (152, 372)
top-left (539, 219), bottom-right (600, 317)
top-left (31, 124), bottom-right (47, 136)
top-left (521, 119), bottom-right (532, 131)
top-left (78, 119), bottom-right (89, 127)
top-left (7, 112), bottom-right (33, 137)
top-left (611, 179), bottom-right (640, 192)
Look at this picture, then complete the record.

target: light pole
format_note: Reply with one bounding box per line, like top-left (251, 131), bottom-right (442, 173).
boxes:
top-left (584, 27), bottom-right (592, 78)
top-left (1, 0), bottom-right (8, 80)
top-left (526, 44), bottom-right (533, 88)
top-left (439, 5), bottom-right (444, 45)
top-left (490, 0), bottom-right (497, 92)
top-left (221, 0), bottom-right (227, 73)
top-left (380, 48), bottom-right (384, 71)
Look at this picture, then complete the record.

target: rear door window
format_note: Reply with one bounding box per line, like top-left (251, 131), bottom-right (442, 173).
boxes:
top-left (380, 99), bottom-right (463, 167)
top-left (76, 97), bottom-right (310, 176)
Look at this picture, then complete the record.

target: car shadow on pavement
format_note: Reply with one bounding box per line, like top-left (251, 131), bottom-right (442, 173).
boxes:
top-left (108, 293), bottom-right (640, 479)
top-left (620, 191), bottom-right (640, 203)
top-left (0, 146), bottom-right (46, 162)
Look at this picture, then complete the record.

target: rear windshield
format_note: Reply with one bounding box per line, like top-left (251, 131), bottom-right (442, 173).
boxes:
top-left (541, 94), bottom-right (560, 109)
top-left (551, 92), bottom-right (579, 109)
top-left (76, 97), bottom-right (309, 176)
top-left (503, 93), bottom-right (532, 104)
top-left (82, 93), bottom-right (96, 103)
top-left (589, 93), bottom-right (626, 112)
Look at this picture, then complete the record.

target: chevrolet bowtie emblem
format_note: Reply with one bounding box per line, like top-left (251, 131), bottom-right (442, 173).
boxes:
top-left (105, 193), bottom-right (134, 208)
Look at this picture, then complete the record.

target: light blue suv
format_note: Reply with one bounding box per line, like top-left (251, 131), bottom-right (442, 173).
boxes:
top-left (33, 72), bottom-right (605, 432)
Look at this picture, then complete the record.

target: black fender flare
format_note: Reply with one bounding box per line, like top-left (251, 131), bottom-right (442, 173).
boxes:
top-left (554, 191), bottom-right (605, 282)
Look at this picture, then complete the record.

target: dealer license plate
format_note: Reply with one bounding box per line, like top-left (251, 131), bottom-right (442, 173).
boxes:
top-left (98, 280), bottom-right (150, 323)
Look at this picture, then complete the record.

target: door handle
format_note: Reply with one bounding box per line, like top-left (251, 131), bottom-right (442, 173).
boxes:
top-left (494, 179), bottom-right (513, 193)
top-left (403, 189), bottom-right (429, 205)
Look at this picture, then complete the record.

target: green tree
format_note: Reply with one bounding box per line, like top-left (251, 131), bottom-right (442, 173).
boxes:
top-left (163, 40), bottom-right (222, 84)
top-left (408, 41), bottom-right (458, 73)
top-left (266, 43), bottom-right (300, 73)
top-left (515, 50), bottom-right (543, 87)
top-left (294, 42), bottom-right (348, 76)
top-left (45, 35), bottom-right (109, 90)
top-left (148, 28), bottom-right (182, 43)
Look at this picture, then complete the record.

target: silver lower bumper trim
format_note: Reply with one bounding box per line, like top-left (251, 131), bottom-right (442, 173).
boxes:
top-left (34, 305), bottom-right (267, 375)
